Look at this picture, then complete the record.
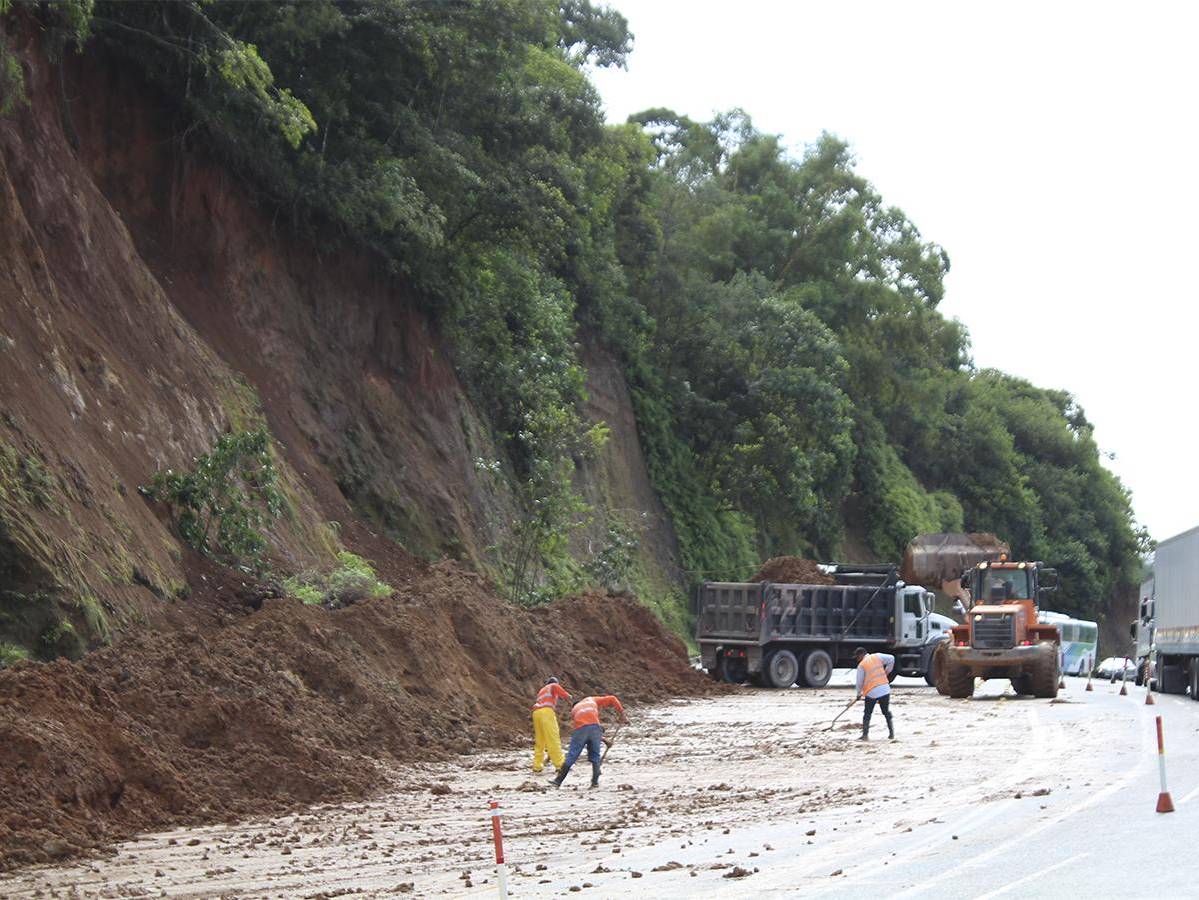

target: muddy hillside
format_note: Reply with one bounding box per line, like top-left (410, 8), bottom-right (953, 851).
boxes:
top-left (0, 23), bottom-right (681, 656)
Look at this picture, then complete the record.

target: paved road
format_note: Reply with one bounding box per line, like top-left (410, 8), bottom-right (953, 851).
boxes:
top-left (4, 672), bottom-right (1192, 898)
top-left (770, 675), bottom-right (1193, 898)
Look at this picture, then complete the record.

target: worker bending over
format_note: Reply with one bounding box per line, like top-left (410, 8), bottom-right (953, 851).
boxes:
top-left (552, 694), bottom-right (627, 789)
top-left (854, 647), bottom-right (895, 741)
top-left (531, 676), bottom-right (571, 774)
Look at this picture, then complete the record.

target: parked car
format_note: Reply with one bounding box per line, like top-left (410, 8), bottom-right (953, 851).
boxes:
top-left (1094, 656), bottom-right (1137, 682)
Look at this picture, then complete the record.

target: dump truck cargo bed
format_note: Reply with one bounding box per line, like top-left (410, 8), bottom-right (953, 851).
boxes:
top-left (698, 581), bottom-right (897, 644)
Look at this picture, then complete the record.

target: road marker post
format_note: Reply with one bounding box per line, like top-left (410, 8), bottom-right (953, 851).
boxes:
top-left (1155, 716), bottom-right (1175, 813)
top-left (1085, 670), bottom-right (1093, 691)
top-left (489, 801), bottom-right (509, 898)
top-left (1119, 668), bottom-right (1128, 696)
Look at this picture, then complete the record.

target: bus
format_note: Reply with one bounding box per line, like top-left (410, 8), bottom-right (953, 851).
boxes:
top-left (1039, 611), bottom-right (1098, 676)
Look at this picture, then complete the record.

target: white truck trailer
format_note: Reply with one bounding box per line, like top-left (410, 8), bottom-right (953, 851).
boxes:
top-left (1139, 525), bottom-right (1199, 696)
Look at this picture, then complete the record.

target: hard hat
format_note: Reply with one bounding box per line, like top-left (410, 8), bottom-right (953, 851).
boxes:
top-left (546, 676), bottom-right (559, 684)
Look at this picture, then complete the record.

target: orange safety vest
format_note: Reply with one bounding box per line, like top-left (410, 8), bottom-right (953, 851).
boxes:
top-left (859, 653), bottom-right (889, 696)
top-left (533, 682), bottom-right (569, 711)
top-left (571, 695), bottom-right (623, 728)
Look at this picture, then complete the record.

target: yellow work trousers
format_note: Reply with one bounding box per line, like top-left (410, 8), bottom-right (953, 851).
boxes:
top-left (531, 706), bottom-right (565, 772)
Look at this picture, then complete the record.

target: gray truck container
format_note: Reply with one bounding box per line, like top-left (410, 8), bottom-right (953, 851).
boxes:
top-left (1147, 525), bottom-right (1199, 696)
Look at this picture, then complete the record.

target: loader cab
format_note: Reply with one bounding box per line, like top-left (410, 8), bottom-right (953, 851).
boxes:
top-left (964, 560), bottom-right (1056, 610)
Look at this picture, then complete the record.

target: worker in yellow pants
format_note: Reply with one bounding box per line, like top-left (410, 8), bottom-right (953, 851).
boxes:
top-left (531, 677), bottom-right (570, 773)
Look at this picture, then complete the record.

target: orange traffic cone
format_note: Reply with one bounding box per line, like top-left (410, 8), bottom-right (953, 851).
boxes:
top-left (1155, 716), bottom-right (1174, 813)
top-left (1146, 687), bottom-right (1156, 705)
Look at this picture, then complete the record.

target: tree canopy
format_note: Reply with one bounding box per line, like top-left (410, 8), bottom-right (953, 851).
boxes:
top-left (6, 0), bottom-right (1147, 621)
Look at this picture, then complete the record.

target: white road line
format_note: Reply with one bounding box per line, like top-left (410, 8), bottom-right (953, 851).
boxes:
top-left (1179, 782), bottom-right (1199, 805)
top-left (970, 852), bottom-right (1089, 900)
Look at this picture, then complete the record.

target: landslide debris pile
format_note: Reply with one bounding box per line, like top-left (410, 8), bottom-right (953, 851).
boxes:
top-left (751, 557), bottom-right (835, 585)
top-left (0, 557), bottom-right (711, 872)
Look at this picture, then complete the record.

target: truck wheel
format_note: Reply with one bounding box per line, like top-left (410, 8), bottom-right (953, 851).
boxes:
top-left (719, 655), bottom-right (748, 685)
top-left (765, 650), bottom-right (800, 689)
top-left (1190, 663), bottom-right (1199, 701)
top-left (1160, 663), bottom-right (1185, 695)
top-left (800, 650), bottom-right (833, 689)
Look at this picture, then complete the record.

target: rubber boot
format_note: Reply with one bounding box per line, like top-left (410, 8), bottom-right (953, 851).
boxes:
top-left (887, 718), bottom-right (895, 741)
top-left (589, 771), bottom-right (600, 790)
top-left (551, 766), bottom-right (568, 788)
top-left (858, 723), bottom-right (869, 741)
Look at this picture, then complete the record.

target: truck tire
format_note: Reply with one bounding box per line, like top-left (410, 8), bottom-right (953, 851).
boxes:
top-left (1190, 662), bottom-right (1199, 701)
top-left (1030, 652), bottom-right (1059, 698)
top-left (1159, 662), bottom-right (1185, 695)
top-left (719, 655), bottom-right (748, 685)
top-left (765, 650), bottom-right (800, 689)
top-left (800, 649), bottom-right (833, 689)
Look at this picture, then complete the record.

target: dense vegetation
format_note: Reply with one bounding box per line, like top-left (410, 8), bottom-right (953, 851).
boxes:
top-left (3, 0), bottom-right (1147, 624)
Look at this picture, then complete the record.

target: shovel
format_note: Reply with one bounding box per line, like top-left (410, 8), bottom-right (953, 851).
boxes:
top-left (601, 720), bottom-right (626, 763)
top-left (826, 696), bottom-right (858, 731)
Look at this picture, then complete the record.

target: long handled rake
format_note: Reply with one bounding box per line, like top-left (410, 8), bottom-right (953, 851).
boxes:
top-left (826, 696), bottom-right (858, 731)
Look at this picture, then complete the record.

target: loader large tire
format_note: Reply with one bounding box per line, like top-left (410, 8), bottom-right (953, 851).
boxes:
top-left (937, 647), bottom-right (974, 699)
top-left (1029, 651), bottom-right (1059, 698)
top-left (931, 643), bottom-right (951, 696)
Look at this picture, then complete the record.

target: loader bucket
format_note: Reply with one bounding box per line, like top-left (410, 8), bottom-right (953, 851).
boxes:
top-left (900, 533), bottom-right (1010, 587)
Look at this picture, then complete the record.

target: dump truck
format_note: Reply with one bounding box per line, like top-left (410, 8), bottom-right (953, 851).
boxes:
top-left (696, 565), bottom-right (937, 688)
top-left (903, 533), bottom-right (1062, 699)
top-left (1138, 525), bottom-right (1199, 697)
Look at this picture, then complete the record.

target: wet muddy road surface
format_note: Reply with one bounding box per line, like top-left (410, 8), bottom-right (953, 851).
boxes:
top-left (7, 673), bottom-right (1197, 898)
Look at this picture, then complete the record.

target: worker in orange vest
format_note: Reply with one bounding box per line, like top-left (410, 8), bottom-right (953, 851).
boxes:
top-left (531, 677), bottom-right (571, 774)
top-left (854, 647), bottom-right (895, 741)
top-left (552, 694), bottom-right (627, 789)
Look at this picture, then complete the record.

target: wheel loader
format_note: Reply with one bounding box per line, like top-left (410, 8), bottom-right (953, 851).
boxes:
top-left (902, 533), bottom-right (1061, 699)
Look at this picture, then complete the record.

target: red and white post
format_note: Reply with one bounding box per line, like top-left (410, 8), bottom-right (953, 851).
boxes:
top-left (1155, 716), bottom-right (1175, 813)
top-left (490, 801), bottom-right (509, 898)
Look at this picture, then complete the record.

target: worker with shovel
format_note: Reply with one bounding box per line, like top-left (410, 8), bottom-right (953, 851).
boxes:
top-left (854, 647), bottom-right (896, 741)
top-left (552, 693), bottom-right (627, 789)
top-left (531, 677), bottom-right (571, 774)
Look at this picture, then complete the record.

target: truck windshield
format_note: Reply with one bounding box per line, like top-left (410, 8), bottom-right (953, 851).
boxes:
top-left (979, 568), bottom-right (1032, 601)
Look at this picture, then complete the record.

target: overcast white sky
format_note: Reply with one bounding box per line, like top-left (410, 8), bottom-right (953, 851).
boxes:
top-left (591, 0), bottom-right (1198, 543)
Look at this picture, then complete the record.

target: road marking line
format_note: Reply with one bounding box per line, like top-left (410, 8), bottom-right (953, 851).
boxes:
top-left (970, 852), bottom-right (1089, 900)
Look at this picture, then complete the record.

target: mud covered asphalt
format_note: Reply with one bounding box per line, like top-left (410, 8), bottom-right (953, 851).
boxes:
top-left (11, 671), bottom-right (1187, 898)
